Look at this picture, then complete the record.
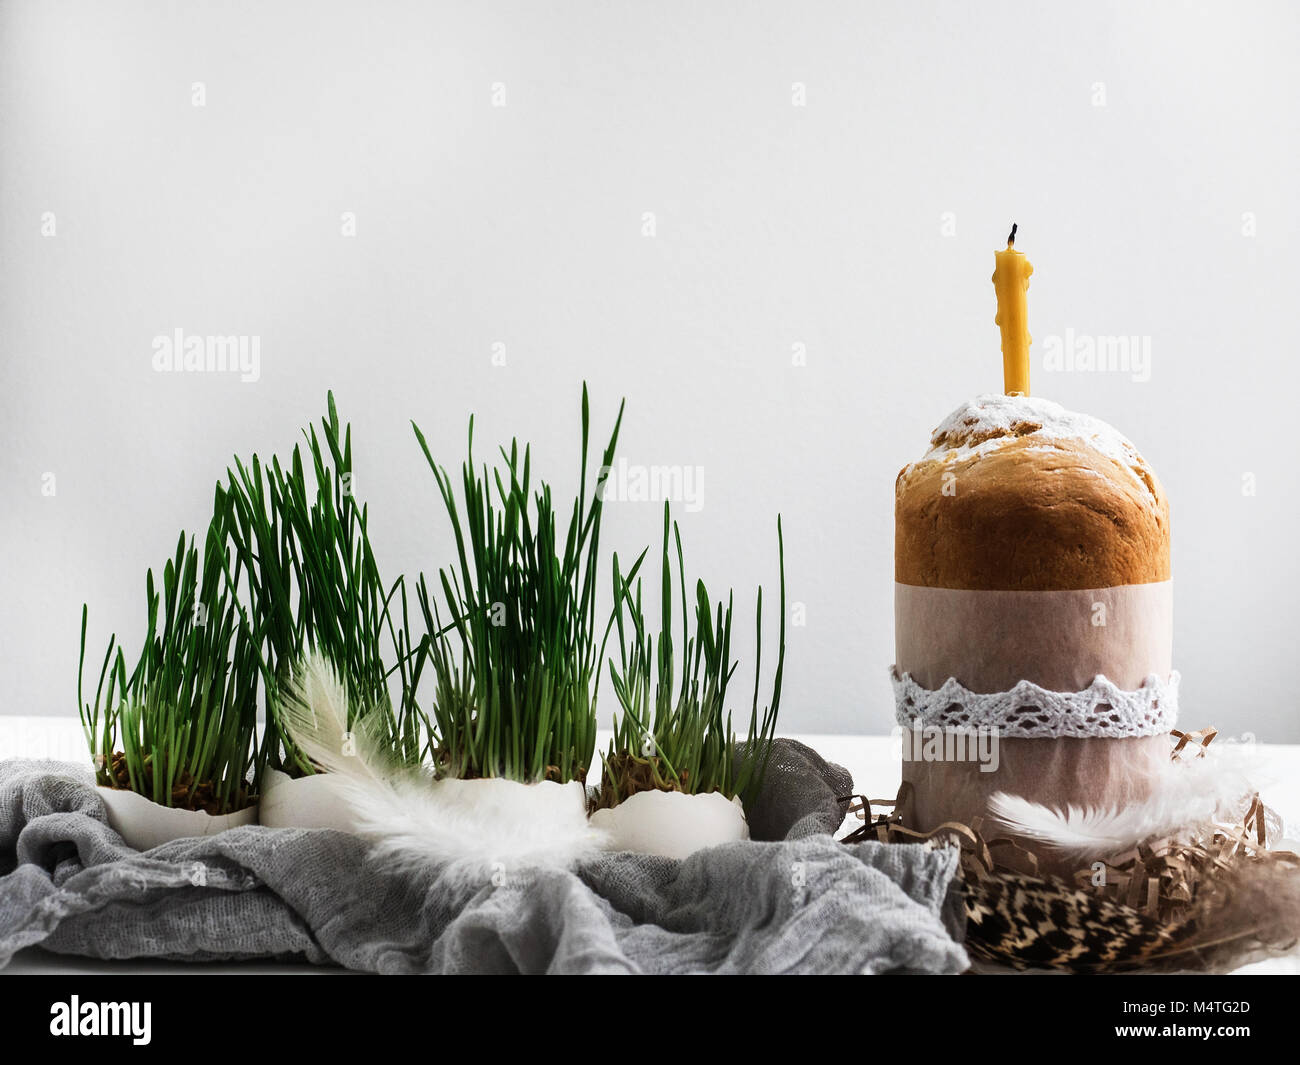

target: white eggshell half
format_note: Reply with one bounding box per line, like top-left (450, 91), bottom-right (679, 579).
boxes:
top-left (589, 789), bottom-right (748, 859)
top-left (97, 785), bottom-right (257, 851)
top-left (257, 767), bottom-right (363, 832)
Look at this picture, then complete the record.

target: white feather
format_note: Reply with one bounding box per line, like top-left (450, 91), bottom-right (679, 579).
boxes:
top-left (988, 740), bottom-right (1268, 860)
top-left (278, 651), bottom-right (605, 875)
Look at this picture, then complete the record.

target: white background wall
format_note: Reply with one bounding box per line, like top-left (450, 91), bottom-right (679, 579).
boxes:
top-left (2, 1), bottom-right (1297, 741)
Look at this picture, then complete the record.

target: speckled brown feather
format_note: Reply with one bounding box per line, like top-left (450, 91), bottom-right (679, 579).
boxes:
top-left (843, 789), bottom-right (1300, 974)
top-left (963, 871), bottom-right (1182, 972)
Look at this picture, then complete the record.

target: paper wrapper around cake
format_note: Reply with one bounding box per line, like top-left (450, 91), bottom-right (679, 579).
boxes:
top-left (893, 395), bottom-right (1175, 863)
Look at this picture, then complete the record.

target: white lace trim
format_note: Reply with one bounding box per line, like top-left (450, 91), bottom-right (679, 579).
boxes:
top-left (891, 667), bottom-right (1179, 739)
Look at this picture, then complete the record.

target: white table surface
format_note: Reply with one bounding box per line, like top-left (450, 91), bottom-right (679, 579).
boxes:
top-left (3, 716), bottom-right (1298, 975)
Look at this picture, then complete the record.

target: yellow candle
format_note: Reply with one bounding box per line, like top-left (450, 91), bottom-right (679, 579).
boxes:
top-left (992, 223), bottom-right (1033, 396)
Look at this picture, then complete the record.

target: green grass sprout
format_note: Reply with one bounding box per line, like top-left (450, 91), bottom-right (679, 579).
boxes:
top-left (411, 385), bottom-right (627, 784)
top-left (598, 502), bottom-right (785, 810)
top-left (223, 393), bottom-right (425, 777)
top-left (78, 487), bottom-right (261, 814)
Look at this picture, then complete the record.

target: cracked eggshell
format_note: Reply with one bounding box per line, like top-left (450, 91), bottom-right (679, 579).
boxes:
top-left (590, 789), bottom-right (748, 859)
top-left (97, 785), bottom-right (257, 851)
top-left (257, 767), bottom-right (364, 832)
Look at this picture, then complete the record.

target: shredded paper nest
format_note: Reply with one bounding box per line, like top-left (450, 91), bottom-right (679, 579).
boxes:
top-left (841, 728), bottom-right (1300, 973)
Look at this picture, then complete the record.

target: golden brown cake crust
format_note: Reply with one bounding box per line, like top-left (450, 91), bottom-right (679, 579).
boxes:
top-left (895, 436), bottom-right (1170, 591)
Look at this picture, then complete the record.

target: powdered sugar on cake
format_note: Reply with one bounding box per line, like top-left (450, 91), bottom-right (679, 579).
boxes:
top-left (909, 394), bottom-right (1155, 494)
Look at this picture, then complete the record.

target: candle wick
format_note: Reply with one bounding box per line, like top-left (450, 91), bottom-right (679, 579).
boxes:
top-left (1006, 222), bottom-right (1018, 246)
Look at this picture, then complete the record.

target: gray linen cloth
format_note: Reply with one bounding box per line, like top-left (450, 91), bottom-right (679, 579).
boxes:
top-left (0, 743), bottom-right (967, 974)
